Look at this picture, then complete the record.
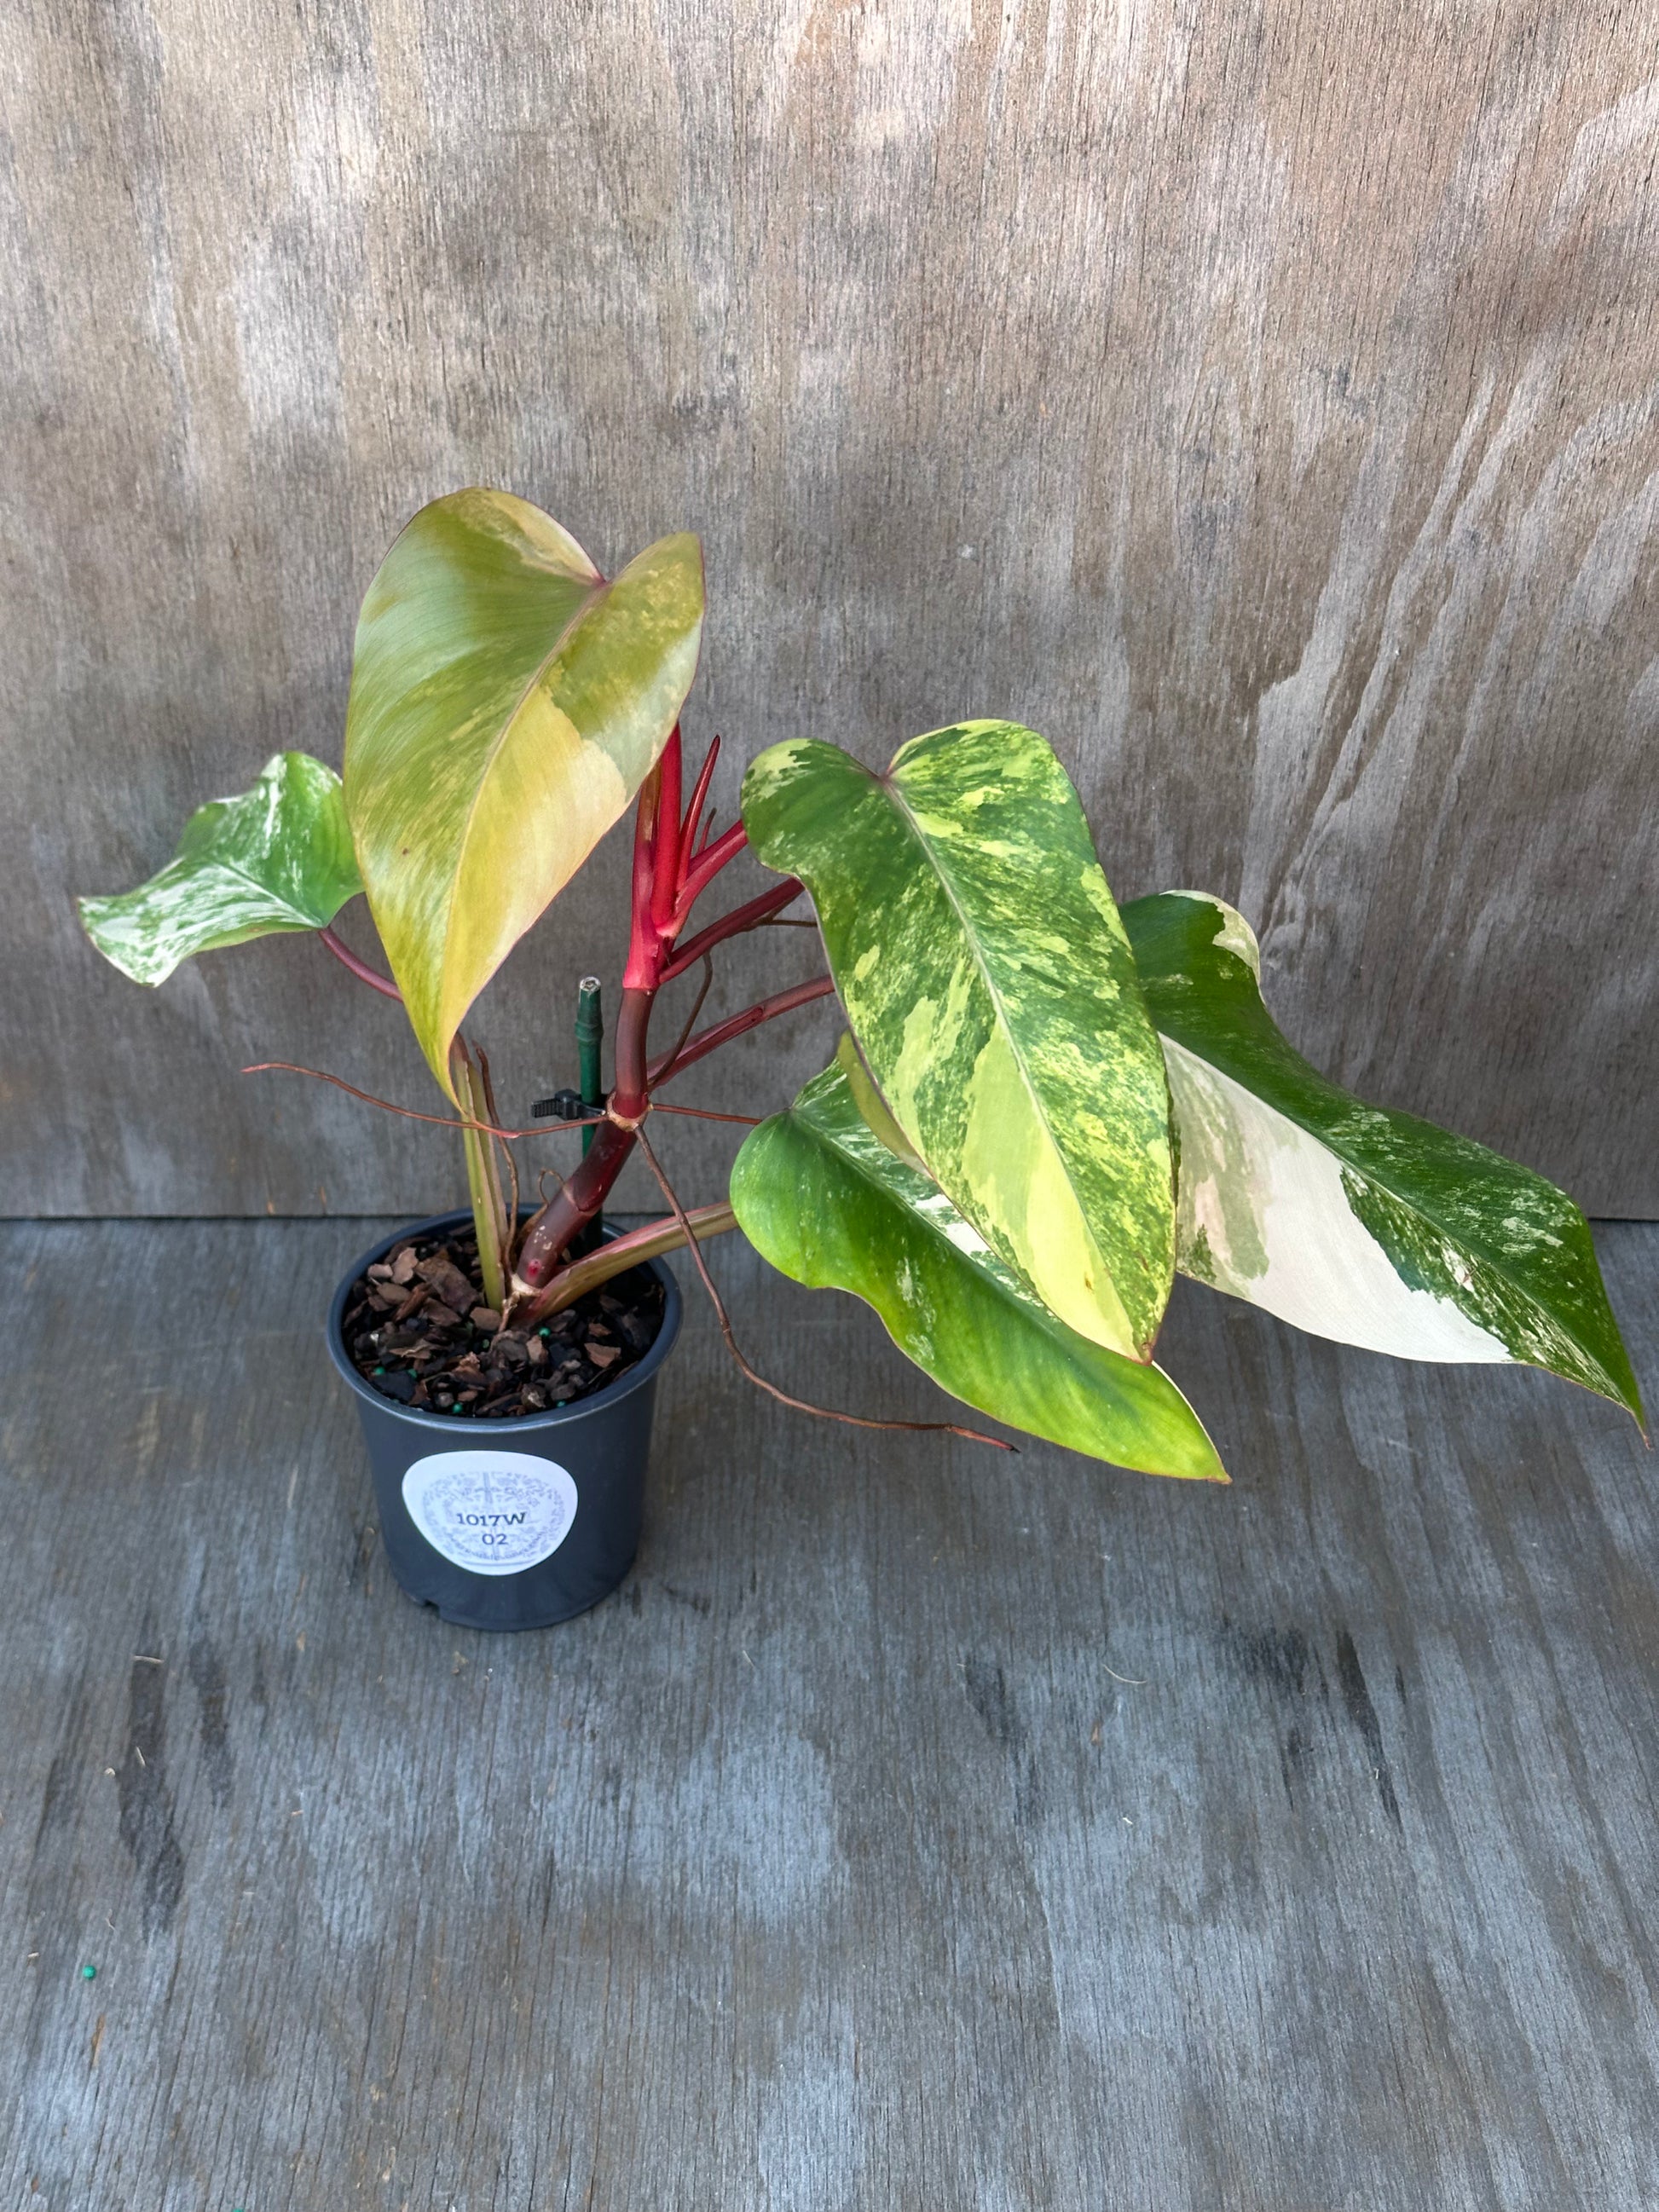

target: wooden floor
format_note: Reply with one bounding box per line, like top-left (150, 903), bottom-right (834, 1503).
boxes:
top-left (2, 1217), bottom-right (1656, 2210)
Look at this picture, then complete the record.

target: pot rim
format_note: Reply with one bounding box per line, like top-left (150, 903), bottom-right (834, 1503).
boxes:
top-left (325, 1208), bottom-right (683, 1436)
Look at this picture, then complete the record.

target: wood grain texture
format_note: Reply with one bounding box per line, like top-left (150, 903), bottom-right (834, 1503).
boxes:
top-left (1, 1217), bottom-right (1656, 2206)
top-left (3, 0), bottom-right (1657, 1217)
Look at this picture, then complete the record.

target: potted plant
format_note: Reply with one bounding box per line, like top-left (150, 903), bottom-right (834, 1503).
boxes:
top-left (80, 489), bottom-right (1645, 1630)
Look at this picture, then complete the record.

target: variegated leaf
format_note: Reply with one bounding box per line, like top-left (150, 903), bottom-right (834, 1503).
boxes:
top-left (1122, 889), bottom-right (1645, 1424)
top-left (742, 722), bottom-right (1176, 1360)
top-left (833, 1031), bottom-right (926, 1170)
top-left (78, 751), bottom-right (361, 986)
top-left (345, 489), bottom-right (703, 1097)
top-left (731, 1053), bottom-right (1225, 1480)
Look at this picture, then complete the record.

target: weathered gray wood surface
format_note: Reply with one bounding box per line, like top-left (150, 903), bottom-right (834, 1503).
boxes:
top-left (3, 0), bottom-right (1657, 1221)
top-left (2, 1216), bottom-right (1655, 2208)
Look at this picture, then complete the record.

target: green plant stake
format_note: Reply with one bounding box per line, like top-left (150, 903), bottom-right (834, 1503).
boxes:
top-left (576, 976), bottom-right (604, 1159)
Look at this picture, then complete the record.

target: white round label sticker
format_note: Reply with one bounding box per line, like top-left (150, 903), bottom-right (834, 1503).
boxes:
top-left (401, 1449), bottom-right (578, 1575)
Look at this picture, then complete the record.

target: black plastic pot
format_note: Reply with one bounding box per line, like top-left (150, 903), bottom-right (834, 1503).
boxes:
top-left (326, 1210), bottom-right (682, 1631)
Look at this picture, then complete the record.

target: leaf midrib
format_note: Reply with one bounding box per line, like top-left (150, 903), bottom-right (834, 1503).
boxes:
top-left (876, 759), bottom-right (1147, 1344)
top-left (177, 847), bottom-right (338, 929)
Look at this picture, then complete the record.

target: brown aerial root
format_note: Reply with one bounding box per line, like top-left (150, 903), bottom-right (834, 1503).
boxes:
top-left (633, 1124), bottom-right (1014, 1453)
top-left (242, 1061), bottom-right (759, 1135)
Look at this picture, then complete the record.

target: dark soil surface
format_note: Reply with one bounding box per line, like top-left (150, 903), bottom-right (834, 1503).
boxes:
top-left (341, 1225), bottom-right (665, 1419)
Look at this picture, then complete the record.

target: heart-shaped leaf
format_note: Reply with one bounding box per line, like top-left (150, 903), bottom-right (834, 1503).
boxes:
top-left (1122, 889), bottom-right (1645, 1425)
top-left (731, 1053), bottom-right (1223, 1479)
top-left (78, 751), bottom-right (361, 985)
top-left (344, 489), bottom-right (703, 1095)
top-left (742, 722), bottom-right (1175, 1360)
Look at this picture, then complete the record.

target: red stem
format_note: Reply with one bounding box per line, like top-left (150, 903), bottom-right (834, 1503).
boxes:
top-left (610, 984), bottom-right (653, 1118)
top-left (515, 973), bottom-right (836, 1292)
top-left (318, 927), bottom-right (401, 1001)
top-left (658, 878), bottom-right (805, 983)
top-left (515, 1115), bottom-right (639, 1289)
top-left (515, 987), bottom-right (653, 1287)
top-left (518, 742), bottom-right (817, 1295)
top-left (525, 762), bottom-right (673, 1281)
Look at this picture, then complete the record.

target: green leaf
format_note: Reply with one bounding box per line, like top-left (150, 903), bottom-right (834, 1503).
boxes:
top-left (742, 722), bottom-right (1176, 1360)
top-left (78, 751), bottom-right (361, 985)
top-left (731, 1054), bottom-right (1224, 1479)
top-left (344, 489), bottom-right (703, 1096)
top-left (1122, 889), bottom-right (1645, 1426)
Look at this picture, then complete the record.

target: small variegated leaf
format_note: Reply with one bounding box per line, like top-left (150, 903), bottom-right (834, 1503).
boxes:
top-left (731, 1053), bottom-right (1225, 1481)
top-left (345, 489), bottom-right (703, 1097)
top-left (78, 751), bottom-right (361, 986)
top-left (1122, 889), bottom-right (1645, 1425)
top-left (742, 722), bottom-right (1176, 1360)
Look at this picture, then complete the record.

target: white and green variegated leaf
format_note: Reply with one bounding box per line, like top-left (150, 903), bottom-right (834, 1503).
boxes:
top-left (742, 723), bottom-right (1176, 1361)
top-left (1122, 890), bottom-right (1645, 1425)
top-left (78, 751), bottom-right (361, 985)
top-left (730, 1052), bottom-right (1225, 1481)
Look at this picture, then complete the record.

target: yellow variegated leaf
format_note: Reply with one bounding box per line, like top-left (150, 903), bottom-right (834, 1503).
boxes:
top-left (344, 489), bottom-right (703, 1095)
top-left (743, 722), bottom-right (1176, 1360)
top-left (731, 1053), bottom-right (1224, 1479)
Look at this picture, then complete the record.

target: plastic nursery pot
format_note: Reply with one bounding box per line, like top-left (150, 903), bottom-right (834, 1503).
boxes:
top-left (326, 1210), bottom-right (682, 1632)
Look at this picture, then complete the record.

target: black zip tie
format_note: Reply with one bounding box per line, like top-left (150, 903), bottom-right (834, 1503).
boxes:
top-left (531, 1089), bottom-right (605, 1122)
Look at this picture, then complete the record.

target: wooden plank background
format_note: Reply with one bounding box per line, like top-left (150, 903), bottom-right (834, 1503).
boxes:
top-left (3, 1216), bottom-right (1656, 2206)
top-left (3, 0), bottom-right (1656, 1219)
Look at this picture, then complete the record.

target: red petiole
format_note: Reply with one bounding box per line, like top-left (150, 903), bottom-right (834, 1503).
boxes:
top-left (647, 974), bottom-right (835, 1088)
top-left (679, 731), bottom-right (721, 861)
top-left (658, 877), bottom-right (806, 984)
top-left (318, 926), bottom-right (401, 1000)
top-left (669, 821), bottom-right (749, 929)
